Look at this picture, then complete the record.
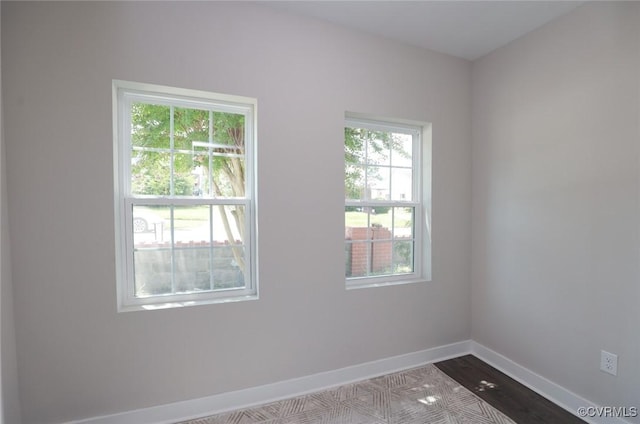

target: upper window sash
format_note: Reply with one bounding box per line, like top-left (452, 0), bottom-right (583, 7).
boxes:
top-left (345, 118), bottom-right (422, 204)
top-left (118, 96), bottom-right (254, 200)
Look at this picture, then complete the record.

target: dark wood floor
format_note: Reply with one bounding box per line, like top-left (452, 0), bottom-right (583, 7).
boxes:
top-left (435, 355), bottom-right (585, 424)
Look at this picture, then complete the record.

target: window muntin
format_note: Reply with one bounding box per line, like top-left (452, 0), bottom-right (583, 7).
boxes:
top-left (345, 118), bottom-right (424, 287)
top-left (114, 81), bottom-right (257, 311)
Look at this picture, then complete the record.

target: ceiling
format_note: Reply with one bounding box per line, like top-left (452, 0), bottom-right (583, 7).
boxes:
top-left (267, 1), bottom-right (585, 61)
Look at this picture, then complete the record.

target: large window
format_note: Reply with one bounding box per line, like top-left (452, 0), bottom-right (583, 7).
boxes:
top-left (113, 81), bottom-right (257, 311)
top-left (345, 116), bottom-right (430, 288)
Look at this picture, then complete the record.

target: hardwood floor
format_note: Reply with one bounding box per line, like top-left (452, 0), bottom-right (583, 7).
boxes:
top-left (435, 355), bottom-right (585, 424)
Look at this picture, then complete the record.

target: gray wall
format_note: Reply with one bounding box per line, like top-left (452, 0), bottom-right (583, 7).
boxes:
top-left (2, 2), bottom-right (471, 422)
top-left (0, 2), bottom-right (22, 422)
top-left (1, 129), bottom-right (21, 424)
top-left (472, 2), bottom-right (640, 419)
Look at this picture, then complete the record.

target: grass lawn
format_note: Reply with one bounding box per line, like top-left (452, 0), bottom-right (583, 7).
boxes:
top-left (137, 205), bottom-right (220, 230)
top-left (138, 206), bottom-right (413, 230)
top-left (345, 208), bottom-right (412, 229)
top-left (138, 205), bottom-right (228, 220)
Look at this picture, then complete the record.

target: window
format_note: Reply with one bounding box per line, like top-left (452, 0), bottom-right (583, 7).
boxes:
top-left (113, 81), bottom-right (257, 311)
top-left (345, 115), bottom-right (431, 288)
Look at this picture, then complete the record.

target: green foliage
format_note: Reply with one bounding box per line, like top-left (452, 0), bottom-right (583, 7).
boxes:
top-left (373, 206), bottom-right (390, 214)
top-left (174, 107), bottom-right (209, 150)
top-left (344, 126), bottom-right (411, 200)
top-left (393, 241), bottom-right (413, 273)
top-left (344, 127), bottom-right (395, 164)
top-left (131, 103), bottom-right (171, 148)
top-left (132, 169), bottom-right (194, 196)
top-left (130, 102), bottom-right (246, 197)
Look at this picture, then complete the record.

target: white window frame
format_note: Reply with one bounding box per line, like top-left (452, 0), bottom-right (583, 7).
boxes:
top-left (113, 80), bottom-right (258, 312)
top-left (345, 114), bottom-right (431, 289)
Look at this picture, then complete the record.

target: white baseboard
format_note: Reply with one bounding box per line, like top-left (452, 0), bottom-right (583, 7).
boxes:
top-left (68, 340), bottom-right (472, 424)
top-left (69, 340), bottom-right (635, 424)
top-left (471, 341), bottom-right (635, 424)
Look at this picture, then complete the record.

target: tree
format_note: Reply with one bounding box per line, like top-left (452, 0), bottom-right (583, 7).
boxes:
top-left (131, 102), bottom-right (247, 270)
top-left (344, 126), bottom-right (411, 201)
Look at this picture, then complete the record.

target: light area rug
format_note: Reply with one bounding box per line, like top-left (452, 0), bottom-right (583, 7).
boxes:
top-left (178, 364), bottom-right (516, 424)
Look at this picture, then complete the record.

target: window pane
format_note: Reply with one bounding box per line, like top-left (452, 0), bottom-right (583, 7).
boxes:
top-left (186, 111), bottom-right (247, 199)
top-left (345, 219), bottom-right (375, 277)
top-left (371, 240), bottom-right (393, 275)
top-left (174, 107), bottom-right (209, 150)
top-left (192, 145), bottom-right (212, 197)
top-left (132, 205), bottom-right (169, 243)
top-left (345, 243), bottom-right (352, 278)
top-left (345, 207), bottom-right (369, 227)
top-left (209, 205), bottom-right (247, 284)
top-left (216, 157), bottom-right (245, 198)
top-left (214, 112), bottom-right (247, 198)
top-left (171, 205), bottom-right (211, 293)
top-left (345, 127), bottom-right (367, 164)
top-left (367, 166), bottom-right (390, 200)
top-left (172, 153), bottom-right (197, 196)
top-left (192, 148), bottom-right (246, 199)
top-left (347, 241), bottom-right (370, 278)
top-left (173, 107), bottom-right (209, 198)
top-left (173, 205), bottom-right (211, 244)
top-left (370, 208), bottom-right (391, 232)
top-left (213, 205), bottom-right (245, 243)
top-left (134, 246), bottom-right (171, 297)
top-left (391, 133), bottom-right (412, 167)
top-left (393, 207), bottom-right (413, 240)
top-left (393, 240), bottom-right (414, 274)
top-left (132, 205), bottom-right (170, 297)
top-left (131, 103), bottom-right (170, 149)
top-left (213, 245), bottom-right (245, 289)
top-left (367, 137), bottom-right (390, 166)
top-left (345, 164), bottom-right (366, 200)
top-left (173, 246), bottom-right (212, 293)
top-left (131, 151), bottom-right (171, 196)
top-left (391, 167), bottom-right (412, 201)
top-left (214, 112), bottom-right (245, 149)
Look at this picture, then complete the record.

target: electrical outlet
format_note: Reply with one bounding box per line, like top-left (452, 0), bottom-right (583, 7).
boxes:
top-left (600, 350), bottom-right (618, 376)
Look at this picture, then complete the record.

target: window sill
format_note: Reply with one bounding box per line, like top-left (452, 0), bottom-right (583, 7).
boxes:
top-left (118, 293), bottom-right (259, 313)
top-left (346, 277), bottom-right (430, 291)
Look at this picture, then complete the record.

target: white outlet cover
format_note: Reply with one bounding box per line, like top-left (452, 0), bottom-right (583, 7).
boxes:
top-left (600, 350), bottom-right (618, 376)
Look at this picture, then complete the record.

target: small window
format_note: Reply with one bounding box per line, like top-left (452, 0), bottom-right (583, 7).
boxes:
top-left (345, 115), bottom-right (431, 288)
top-left (113, 81), bottom-right (257, 311)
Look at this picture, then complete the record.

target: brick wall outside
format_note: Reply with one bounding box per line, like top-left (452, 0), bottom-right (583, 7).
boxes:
top-left (346, 226), bottom-right (392, 276)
